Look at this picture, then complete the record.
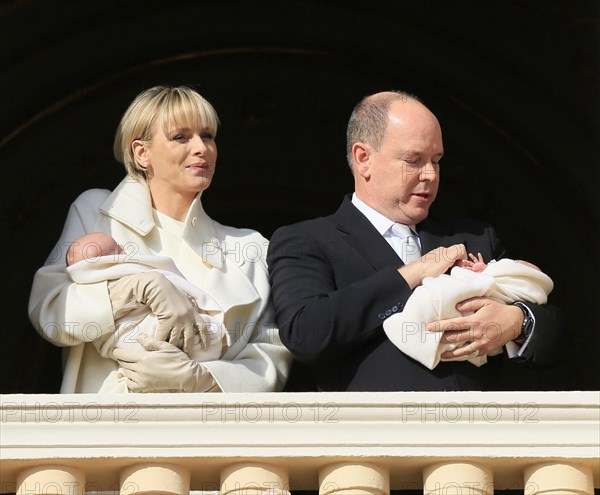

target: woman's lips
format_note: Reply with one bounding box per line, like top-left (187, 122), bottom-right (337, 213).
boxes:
top-left (187, 162), bottom-right (209, 171)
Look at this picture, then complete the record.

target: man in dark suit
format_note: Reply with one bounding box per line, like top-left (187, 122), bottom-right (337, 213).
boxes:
top-left (267, 91), bottom-right (562, 391)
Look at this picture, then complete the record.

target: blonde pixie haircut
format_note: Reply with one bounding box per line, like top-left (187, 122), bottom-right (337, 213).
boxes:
top-left (113, 85), bottom-right (220, 180)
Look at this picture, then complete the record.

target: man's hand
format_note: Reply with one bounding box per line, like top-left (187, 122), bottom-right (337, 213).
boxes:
top-left (399, 243), bottom-right (467, 289)
top-left (108, 272), bottom-right (204, 354)
top-left (113, 334), bottom-right (217, 392)
top-left (427, 297), bottom-right (524, 358)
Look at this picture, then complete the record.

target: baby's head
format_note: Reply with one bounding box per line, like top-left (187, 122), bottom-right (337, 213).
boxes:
top-left (66, 232), bottom-right (124, 266)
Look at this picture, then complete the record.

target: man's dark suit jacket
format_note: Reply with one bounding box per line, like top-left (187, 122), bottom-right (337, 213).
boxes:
top-left (267, 195), bottom-right (562, 391)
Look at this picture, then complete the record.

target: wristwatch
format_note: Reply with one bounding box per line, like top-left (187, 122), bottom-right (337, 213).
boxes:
top-left (513, 302), bottom-right (534, 344)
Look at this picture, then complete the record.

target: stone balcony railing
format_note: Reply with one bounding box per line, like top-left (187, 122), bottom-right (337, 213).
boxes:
top-left (1, 391), bottom-right (598, 494)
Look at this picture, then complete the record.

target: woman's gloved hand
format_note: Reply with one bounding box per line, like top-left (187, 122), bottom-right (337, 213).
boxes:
top-left (113, 334), bottom-right (219, 392)
top-left (108, 271), bottom-right (206, 354)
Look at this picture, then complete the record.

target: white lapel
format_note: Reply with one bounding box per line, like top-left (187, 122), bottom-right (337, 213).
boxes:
top-left (100, 176), bottom-right (259, 314)
top-left (99, 176), bottom-right (155, 235)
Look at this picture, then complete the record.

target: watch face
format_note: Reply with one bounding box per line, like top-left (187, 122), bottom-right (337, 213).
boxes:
top-left (523, 315), bottom-right (534, 339)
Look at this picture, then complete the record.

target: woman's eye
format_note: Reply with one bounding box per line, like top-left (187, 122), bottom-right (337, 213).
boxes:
top-left (172, 134), bottom-right (188, 142)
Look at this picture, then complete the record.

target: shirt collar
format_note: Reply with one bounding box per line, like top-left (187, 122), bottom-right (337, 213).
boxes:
top-left (351, 193), bottom-right (416, 235)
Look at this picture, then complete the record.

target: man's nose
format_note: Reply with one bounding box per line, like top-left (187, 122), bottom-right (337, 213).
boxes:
top-left (420, 162), bottom-right (438, 181)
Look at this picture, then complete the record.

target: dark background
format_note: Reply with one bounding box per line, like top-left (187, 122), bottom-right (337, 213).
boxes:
top-left (1, 0), bottom-right (598, 393)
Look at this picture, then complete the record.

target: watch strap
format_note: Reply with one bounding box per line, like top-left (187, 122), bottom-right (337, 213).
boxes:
top-left (513, 301), bottom-right (534, 344)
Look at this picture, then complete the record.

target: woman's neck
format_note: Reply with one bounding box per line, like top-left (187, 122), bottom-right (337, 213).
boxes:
top-left (148, 184), bottom-right (196, 222)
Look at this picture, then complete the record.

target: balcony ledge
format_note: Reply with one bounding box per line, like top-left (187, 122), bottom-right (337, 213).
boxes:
top-left (1, 391), bottom-right (598, 491)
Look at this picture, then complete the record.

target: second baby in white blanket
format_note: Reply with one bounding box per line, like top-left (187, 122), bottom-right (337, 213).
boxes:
top-left (382, 253), bottom-right (554, 370)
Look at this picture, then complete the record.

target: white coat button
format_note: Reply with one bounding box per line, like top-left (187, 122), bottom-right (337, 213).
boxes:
top-left (191, 217), bottom-right (198, 227)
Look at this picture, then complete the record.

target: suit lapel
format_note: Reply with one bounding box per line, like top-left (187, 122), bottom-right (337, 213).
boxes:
top-left (416, 219), bottom-right (441, 254)
top-left (333, 196), bottom-right (403, 271)
top-left (417, 216), bottom-right (472, 255)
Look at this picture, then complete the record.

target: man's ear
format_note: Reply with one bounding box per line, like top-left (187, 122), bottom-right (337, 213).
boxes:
top-left (132, 140), bottom-right (148, 166)
top-left (352, 142), bottom-right (372, 179)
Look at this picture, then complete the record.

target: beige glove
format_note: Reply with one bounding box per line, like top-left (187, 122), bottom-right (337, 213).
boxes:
top-left (113, 334), bottom-right (219, 392)
top-left (108, 271), bottom-right (205, 355)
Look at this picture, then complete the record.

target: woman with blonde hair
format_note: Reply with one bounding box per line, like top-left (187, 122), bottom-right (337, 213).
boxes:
top-left (29, 85), bottom-right (291, 393)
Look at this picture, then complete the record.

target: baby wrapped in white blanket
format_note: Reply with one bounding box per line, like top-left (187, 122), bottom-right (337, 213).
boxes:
top-left (382, 258), bottom-right (553, 370)
top-left (66, 233), bottom-right (229, 391)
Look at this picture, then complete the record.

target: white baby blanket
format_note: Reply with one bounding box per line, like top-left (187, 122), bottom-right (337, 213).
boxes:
top-left (382, 259), bottom-right (553, 369)
top-left (67, 254), bottom-right (230, 362)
